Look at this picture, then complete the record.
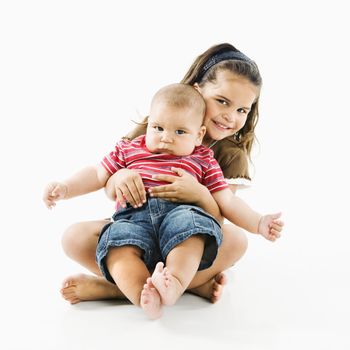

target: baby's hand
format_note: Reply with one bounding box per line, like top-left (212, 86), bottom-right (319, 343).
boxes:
top-left (42, 182), bottom-right (68, 209)
top-left (258, 212), bottom-right (284, 242)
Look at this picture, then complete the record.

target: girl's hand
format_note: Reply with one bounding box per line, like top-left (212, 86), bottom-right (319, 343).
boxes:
top-left (105, 169), bottom-right (146, 208)
top-left (43, 182), bottom-right (68, 209)
top-left (148, 167), bottom-right (204, 204)
top-left (258, 212), bottom-right (284, 242)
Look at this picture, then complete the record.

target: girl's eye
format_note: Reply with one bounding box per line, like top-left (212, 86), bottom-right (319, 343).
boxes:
top-left (154, 126), bottom-right (163, 132)
top-left (175, 130), bottom-right (186, 135)
top-left (237, 108), bottom-right (248, 114)
top-left (217, 99), bottom-right (228, 106)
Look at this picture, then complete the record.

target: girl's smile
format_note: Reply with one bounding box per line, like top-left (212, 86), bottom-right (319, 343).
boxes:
top-left (211, 120), bottom-right (233, 131)
top-left (195, 70), bottom-right (259, 146)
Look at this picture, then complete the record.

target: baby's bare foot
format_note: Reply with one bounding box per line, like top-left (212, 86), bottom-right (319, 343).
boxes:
top-left (61, 274), bottom-right (122, 304)
top-left (188, 272), bottom-right (227, 303)
top-left (140, 278), bottom-right (162, 320)
top-left (151, 262), bottom-right (182, 306)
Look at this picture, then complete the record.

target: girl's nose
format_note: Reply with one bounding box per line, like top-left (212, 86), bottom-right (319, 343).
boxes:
top-left (223, 110), bottom-right (235, 122)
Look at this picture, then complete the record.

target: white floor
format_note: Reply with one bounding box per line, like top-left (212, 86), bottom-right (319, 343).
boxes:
top-left (2, 186), bottom-right (349, 350)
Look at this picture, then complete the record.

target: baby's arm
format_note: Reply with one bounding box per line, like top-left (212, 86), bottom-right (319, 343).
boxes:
top-left (212, 188), bottom-right (283, 241)
top-left (43, 164), bottom-right (110, 209)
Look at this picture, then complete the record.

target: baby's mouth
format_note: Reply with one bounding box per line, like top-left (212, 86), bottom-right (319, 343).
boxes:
top-left (156, 147), bottom-right (172, 154)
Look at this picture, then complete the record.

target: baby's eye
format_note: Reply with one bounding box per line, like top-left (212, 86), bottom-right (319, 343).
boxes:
top-left (154, 126), bottom-right (163, 132)
top-left (175, 130), bottom-right (186, 135)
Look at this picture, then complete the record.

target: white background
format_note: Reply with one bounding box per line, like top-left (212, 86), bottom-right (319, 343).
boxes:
top-left (1, 1), bottom-right (349, 349)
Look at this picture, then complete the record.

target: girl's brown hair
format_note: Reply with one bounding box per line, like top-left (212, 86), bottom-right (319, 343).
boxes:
top-left (181, 43), bottom-right (262, 159)
top-left (124, 43), bottom-right (262, 174)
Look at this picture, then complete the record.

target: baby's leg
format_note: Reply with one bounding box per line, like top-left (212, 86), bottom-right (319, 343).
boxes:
top-left (188, 224), bottom-right (248, 303)
top-left (140, 278), bottom-right (162, 320)
top-left (106, 245), bottom-right (149, 306)
top-left (106, 245), bottom-right (162, 319)
top-left (152, 235), bottom-right (205, 306)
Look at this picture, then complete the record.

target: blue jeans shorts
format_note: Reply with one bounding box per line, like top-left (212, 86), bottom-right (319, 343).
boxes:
top-left (96, 198), bottom-right (222, 284)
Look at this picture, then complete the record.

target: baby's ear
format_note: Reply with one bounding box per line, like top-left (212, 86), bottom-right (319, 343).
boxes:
top-left (196, 126), bottom-right (206, 146)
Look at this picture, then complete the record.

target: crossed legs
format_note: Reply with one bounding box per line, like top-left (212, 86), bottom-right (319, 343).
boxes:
top-left (61, 220), bottom-right (248, 304)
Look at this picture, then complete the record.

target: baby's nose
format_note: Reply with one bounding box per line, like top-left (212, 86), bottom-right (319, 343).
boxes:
top-left (160, 132), bottom-right (172, 142)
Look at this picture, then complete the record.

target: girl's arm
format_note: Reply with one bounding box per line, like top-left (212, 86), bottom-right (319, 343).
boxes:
top-left (105, 167), bottom-right (221, 218)
top-left (228, 184), bottom-right (238, 194)
top-left (148, 167), bottom-right (222, 222)
top-left (104, 168), bottom-right (147, 208)
top-left (212, 188), bottom-right (261, 233)
top-left (212, 188), bottom-right (283, 241)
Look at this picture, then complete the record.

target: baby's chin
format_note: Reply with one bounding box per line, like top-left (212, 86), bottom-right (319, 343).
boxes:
top-left (154, 148), bottom-right (195, 156)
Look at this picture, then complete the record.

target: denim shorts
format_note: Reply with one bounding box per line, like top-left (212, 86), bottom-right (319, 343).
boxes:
top-left (96, 198), bottom-right (222, 284)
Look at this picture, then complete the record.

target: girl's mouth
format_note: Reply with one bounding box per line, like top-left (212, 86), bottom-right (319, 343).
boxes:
top-left (213, 120), bottom-right (232, 131)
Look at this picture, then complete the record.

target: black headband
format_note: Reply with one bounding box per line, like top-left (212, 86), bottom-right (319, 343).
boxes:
top-left (197, 50), bottom-right (252, 82)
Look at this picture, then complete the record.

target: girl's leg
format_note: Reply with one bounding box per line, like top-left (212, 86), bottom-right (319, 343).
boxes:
top-left (151, 235), bottom-right (205, 306)
top-left (106, 245), bottom-right (162, 319)
top-left (61, 220), bottom-right (107, 275)
top-left (187, 224), bottom-right (248, 302)
top-left (61, 220), bottom-right (125, 303)
top-left (61, 221), bottom-right (247, 303)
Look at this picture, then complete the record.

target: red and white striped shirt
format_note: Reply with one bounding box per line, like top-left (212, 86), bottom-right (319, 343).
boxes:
top-left (101, 135), bottom-right (228, 205)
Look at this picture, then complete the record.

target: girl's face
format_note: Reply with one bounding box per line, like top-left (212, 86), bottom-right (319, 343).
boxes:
top-left (195, 70), bottom-right (259, 146)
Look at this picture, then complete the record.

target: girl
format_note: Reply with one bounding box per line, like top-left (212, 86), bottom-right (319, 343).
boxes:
top-left (61, 43), bottom-right (263, 305)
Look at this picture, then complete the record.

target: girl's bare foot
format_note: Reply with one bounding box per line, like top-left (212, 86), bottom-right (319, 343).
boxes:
top-left (61, 274), bottom-right (123, 304)
top-left (151, 262), bottom-right (183, 306)
top-left (140, 278), bottom-right (162, 320)
top-left (188, 272), bottom-right (227, 303)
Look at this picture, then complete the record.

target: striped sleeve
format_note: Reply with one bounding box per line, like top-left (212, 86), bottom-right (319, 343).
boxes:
top-left (101, 140), bottom-right (128, 175)
top-left (202, 153), bottom-right (228, 193)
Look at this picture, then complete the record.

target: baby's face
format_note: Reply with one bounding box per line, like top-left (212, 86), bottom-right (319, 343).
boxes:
top-left (146, 103), bottom-right (206, 156)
